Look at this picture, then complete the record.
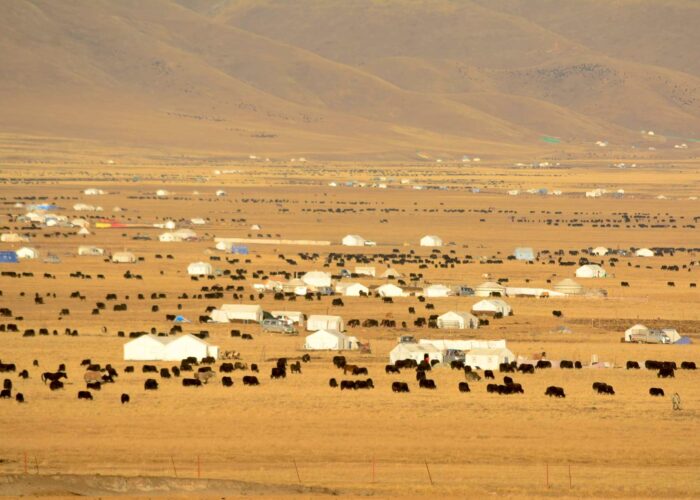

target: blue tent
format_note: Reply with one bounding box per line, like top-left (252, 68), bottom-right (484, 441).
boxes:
top-left (231, 245), bottom-right (249, 255)
top-left (675, 336), bottom-right (692, 345)
top-left (174, 315), bottom-right (191, 323)
top-left (0, 251), bottom-right (18, 263)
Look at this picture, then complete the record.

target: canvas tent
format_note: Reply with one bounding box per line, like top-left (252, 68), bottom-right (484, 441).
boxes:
top-left (301, 271), bottom-right (332, 288)
top-left (78, 246), bottom-right (104, 256)
top-left (380, 268), bottom-right (402, 279)
top-left (164, 335), bottom-right (219, 361)
top-left (591, 246), bottom-right (609, 256)
top-left (514, 247), bottom-right (535, 261)
top-left (220, 304), bottom-right (263, 323)
top-left (437, 311), bottom-right (479, 329)
top-left (376, 283), bottom-right (404, 297)
top-left (306, 314), bottom-right (344, 332)
top-left (123, 335), bottom-right (168, 361)
top-left (472, 299), bottom-right (512, 317)
top-left (635, 248), bottom-right (655, 257)
top-left (187, 261), bottom-right (213, 276)
top-left (576, 264), bottom-right (607, 278)
top-left (474, 281), bottom-right (506, 297)
top-left (389, 342), bottom-right (443, 364)
top-left (553, 278), bottom-right (584, 295)
top-left (420, 235), bottom-right (443, 247)
top-left (111, 251), bottom-right (136, 263)
top-left (304, 329), bottom-right (357, 350)
top-left (354, 266), bottom-right (376, 277)
top-left (423, 284), bottom-right (451, 297)
top-left (463, 348), bottom-right (515, 371)
top-left (342, 234), bottom-right (366, 246)
top-left (336, 282), bottom-right (369, 297)
top-left (15, 247), bottom-right (38, 259)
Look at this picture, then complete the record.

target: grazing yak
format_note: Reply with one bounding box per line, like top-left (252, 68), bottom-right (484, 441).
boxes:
top-left (465, 371), bottom-right (481, 382)
top-left (83, 371), bottom-right (103, 384)
top-left (243, 375), bottom-right (260, 386)
top-left (649, 388), bottom-right (665, 397)
top-left (545, 386), bottom-right (566, 398)
top-left (42, 371), bottom-right (67, 384)
top-left (121, 393), bottom-right (130, 404)
top-left (392, 382), bottom-right (410, 393)
top-left (484, 370), bottom-right (495, 379)
top-left (626, 361), bottom-right (640, 370)
top-left (593, 382), bottom-right (615, 395)
top-left (49, 380), bottom-right (64, 391)
top-left (658, 368), bottom-right (675, 378)
top-left (144, 379), bottom-right (158, 390)
top-left (419, 379), bottom-right (436, 390)
top-left (195, 371), bottom-right (216, 384)
top-left (290, 361), bottom-right (302, 374)
top-left (15, 393), bottom-right (25, 403)
top-left (385, 365), bottom-right (400, 374)
top-left (458, 382), bottom-right (470, 393)
top-left (222, 376), bottom-right (233, 387)
top-left (77, 391), bottom-right (93, 400)
top-left (183, 378), bottom-right (202, 387)
top-left (329, 378), bottom-right (338, 388)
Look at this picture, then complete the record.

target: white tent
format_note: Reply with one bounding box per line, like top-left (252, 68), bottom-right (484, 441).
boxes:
top-left (474, 281), bottom-right (506, 297)
top-left (163, 334), bottom-right (218, 361)
top-left (437, 311), bottom-right (479, 329)
top-left (591, 246), bottom-right (608, 256)
top-left (576, 264), bottom-right (607, 278)
top-left (354, 266), bottom-right (376, 276)
top-left (380, 268), bottom-right (402, 279)
top-left (123, 335), bottom-right (168, 361)
top-left (191, 218), bottom-right (206, 225)
top-left (635, 248), bottom-right (655, 257)
top-left (271, 311), bottom-right (304, 325)
top-left (419, 339), bottom-right (507, 351)
top-left (624, 324), bottom-right (650, 342)
top-left (389, 342), bottom-right (443, 364)
top-left (463, 348), bottom-right (515, 370)
top-left (77, 227), bottom-right (91, 236)
top-left (420, 235), bottom-right (443, 247)
top-left (78, 246), bottom-right (104, 256)
top-left (553, 278), bottom-right (584, 295)
top-left (342, 234), bottom-right (366, 246)
top-left (15, 247), bottom-right (38, 259)
top-left (187, 261), bottom-right (213, 276)
top-left (209, 309), bottom-right (230, 323)
top-left (156, 189), bottom-right (170, 197)
top-left (337, 282), bottom-right (369, 297)
top-left (83, 188), bottom-right (105, 195)
top-left (505, 287), bottom-right (564, 298)
top-left (112, 251), bottom-right (136, 263)
top-left (472, 299), bottom-right (512, 317)
top-left (220, 304), bottom-right (263, 323)
top-left (307, 314), bottom-right (344, 332)
top-left (377, 283), bottom-right (404, 297)
top-left (304, 329), bottom-right (356, 350)
top-left (1, 233), bottom-right (29, 243)
top-left (423, 284), bottom-right (451, 297)
top-left (302, 271), bottom-right (332, 288)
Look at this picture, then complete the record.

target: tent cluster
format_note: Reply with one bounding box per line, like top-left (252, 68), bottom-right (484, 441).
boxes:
top-left (390, 338), bottom-right (514, 370)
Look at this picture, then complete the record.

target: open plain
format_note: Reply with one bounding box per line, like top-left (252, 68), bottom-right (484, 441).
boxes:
top-left (1, 155), bottom-right (699, 498)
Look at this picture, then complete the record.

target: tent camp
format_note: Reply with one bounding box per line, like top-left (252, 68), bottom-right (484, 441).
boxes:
top-left (306, 314), bottom-right (344, 332)
top-left (423, 284), bottom-right (452, 297)
top-left (472, 299), bottom-right (512, 317)
top-left (342, 234), bottom-right (366, 246)
top-left (576, 264), bottom-right (607, 278)
top-left (635, 248), bottom-right (655, 257)
top-left (187, 261), bottom-right (213, 276)
top-left (437, 311), bottom-right (479, 329)
top-left (220, 304), bottom-right (263, 323)
top-left (463, 348), bottom-right (515, 370)
top-left (111, 251), bottom-right (136, 263)
top-left (304, 329), bottom-right (357, 350)
top-left (301, 271), bottom-right (332, 288)
top-left (474, 281), bottom-right (506, 297)
top-left (389, 342), bottom-right (443, 364)
top-left (376, 283), bottom-right (404, 297)
top-left (420, 235), bottom-right (443, 247)
top-left (553, 278), bottom-right (584, 295)
top-left (514, 247), bottom-right (535, 261)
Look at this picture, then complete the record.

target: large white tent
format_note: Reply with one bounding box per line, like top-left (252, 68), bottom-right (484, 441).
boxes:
top-left (220, 304), bottom-right (263, 323)
top-left (342, 234), bottom-right (366, 246)
top-left (472, 299), bottom-right (512, 317)
top-left (474, 281), bottom-right (506, 297)
top-left (301, 271), bottom-right (332, 288)
top-left (123, 334), bottom-right (219, 361)
top-left (15, 247), bottom-right (38, 259)
top-left (635, 248), bottom-right (655, 257)
top-left (423, 284), bottom-right (452, 297)
top-left (420, 235), bottom-right (443, 247)
top-left (575, 264), bottom-right (607, 278)
top-left (306, 314), bottom-right (344, 332)
top-left (389, 342), bottom-right (443, 364)
top-left (112, 251), bottom-right (136, 263)
top-left (336, 282), bottom-right (369, 297)
top-left (78, 246), bottom-right (104, 256)
top-left (187, 261), bottom-right (213, 276)
top-left (437, 311), bottom-right (479, 329)
top-left (376, 283), bottom-right (404, 297)
top-left (304, 329), bottom-right (356, 350)
top-left (591, 246), bottom-right (609, 256)
top-left (463, 348), bottom-right (515, 370)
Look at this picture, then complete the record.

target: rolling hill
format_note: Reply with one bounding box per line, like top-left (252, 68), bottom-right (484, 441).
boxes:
top-left (1, 0), bottom-right (699, 159)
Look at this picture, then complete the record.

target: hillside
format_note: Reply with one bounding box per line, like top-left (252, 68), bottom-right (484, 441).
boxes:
top-left (1, 0), bottom-right (699, 159)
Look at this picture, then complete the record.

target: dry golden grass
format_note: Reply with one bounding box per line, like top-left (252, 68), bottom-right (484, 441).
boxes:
top-left (0, 159), bottom-right (699, 497)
